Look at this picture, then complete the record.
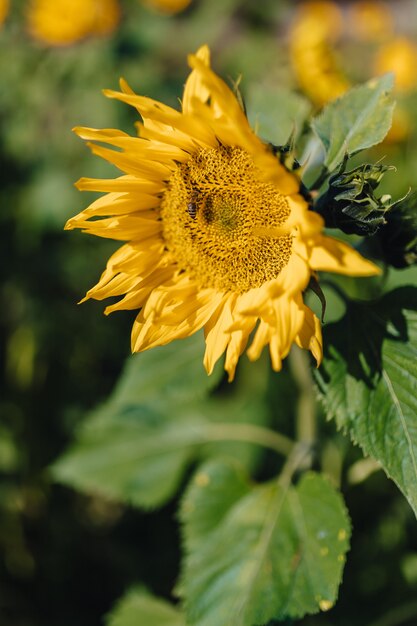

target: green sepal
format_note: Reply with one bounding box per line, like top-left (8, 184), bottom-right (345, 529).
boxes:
top-left (315, 160), bottom-right (394, 236)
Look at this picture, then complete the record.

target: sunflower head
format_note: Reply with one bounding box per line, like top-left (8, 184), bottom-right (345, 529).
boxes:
top-left (66, 45), bottom-right (379, 381)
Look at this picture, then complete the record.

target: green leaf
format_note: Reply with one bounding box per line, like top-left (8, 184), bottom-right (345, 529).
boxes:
top-left (93, 331), bottom-right (223, 416)
top-left (312, 74), bottom-right (395, 173)
top-left (180, 458), bottom-right (251, 552)
top-left (52, 408), bottom-right (202, 508)
top-left (106, 588), bottom-right (184, 626)
top-left (247, 86), bottom-right (312, 146)
top-left (51, 334), bottom-right (270, 508)
top-left (180, 460), bottom-right (350, 624)
top-left (316, 287), bottom-right (417, 516)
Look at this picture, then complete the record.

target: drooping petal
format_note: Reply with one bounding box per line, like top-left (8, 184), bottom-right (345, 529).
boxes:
top-left (203, 294), bottom-right (238, 375)
top-left (132, 287), bottom-right (224, 352)
top-left (295, 304), bottom-right (323, 366)
top-left (309, 235), bottom-right (381, 275)
top-left (224, 322), bottom-right (253, 382)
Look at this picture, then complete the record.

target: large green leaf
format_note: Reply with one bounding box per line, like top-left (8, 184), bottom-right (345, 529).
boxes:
top-left (312, 74), bottom-right (395, 173)
top-left (52, 334), bottom-right (269, 508)
top-left (92, 331), bottom-right (223, 417)
top-left (316, 287), bottom-right (417, 516)
top-left (247, 85), bottom-right (312, 146)
top-left (106, 588), bottom-right (184, 626)
top-left (180, 460), bottom-right (350, 625)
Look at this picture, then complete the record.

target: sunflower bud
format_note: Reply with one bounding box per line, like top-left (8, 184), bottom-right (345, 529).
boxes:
top-left (315, 162), bottom-right (394, 236)
top-left (378, 192), bottom-right (417, 268)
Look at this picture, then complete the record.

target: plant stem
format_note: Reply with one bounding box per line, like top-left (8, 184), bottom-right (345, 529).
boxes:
top-left (278, 441), bottom-right (313, 487)
top-left (289, 346), bottom-right (317, 469)
top-left (204, 423), bottom-right (294, 457)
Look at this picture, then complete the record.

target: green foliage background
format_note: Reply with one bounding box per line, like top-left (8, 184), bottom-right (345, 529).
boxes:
top-left (2, 1), bottom-right (417, 625)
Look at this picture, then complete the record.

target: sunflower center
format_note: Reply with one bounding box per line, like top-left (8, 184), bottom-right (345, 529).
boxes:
top-left (160, 146), bottom-right (293, 292)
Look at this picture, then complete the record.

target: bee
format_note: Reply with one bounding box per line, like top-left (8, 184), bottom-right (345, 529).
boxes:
top-left (186, 189), bottom-right (213, 222)
top-left (187, 198), bottom-right (198, 219)
top-left (186, 188), bottom-right (202, 220)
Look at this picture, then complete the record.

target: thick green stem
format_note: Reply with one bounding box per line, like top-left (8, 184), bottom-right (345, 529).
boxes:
top-left (278, 441), bottom-right (313, 487)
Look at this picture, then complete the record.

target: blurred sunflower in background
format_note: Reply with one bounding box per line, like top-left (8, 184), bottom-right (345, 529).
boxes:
top-left (289, 0), bottom-right (350, 107)
top-left (0, 0), bottom-right (8, 26)
top-left (26, 0), bottom-right (121, 46)
top-left (289, 0), bottom-right (417, 144)
top-left (66, 45), bottom-right (378, 381)
top-left (24, 0), bottom-right (192, 47)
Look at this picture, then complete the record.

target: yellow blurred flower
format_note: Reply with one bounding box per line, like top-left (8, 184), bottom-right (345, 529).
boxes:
top-left (27, 0), bottom-right (120, 46)
top-left (141, 0), bottom-right (192, 15)
top-left (384, 106), bottom-right (412, 144)
top-left (373, 37), bottom-right (417, 143)
top-left (289, 1), bottom-right (350, 107)
top-left (349, 1), bottom-right (393, 41)
top-left (292, 1), bottom-right (344, 42)
top-left (0, 0), bottom-right (9, 26)
top-left (374, 37), bottom-right (417, 91)
top-left (66, 46), bottom-right (379, 381)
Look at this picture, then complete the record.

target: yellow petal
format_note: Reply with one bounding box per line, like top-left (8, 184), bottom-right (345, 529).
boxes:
top-left (295, 304), bottom-right (323, 366)
top-left (74, 175), bottom-right (163, 195)
top-left (225, 325), bottom-right (253, 382)
top-left (309, 235), bottom-right (381, 276)
top-left (132, 289), bottom-right (223, 352)
top-left (203, 294), bottom-right (240, 375)
top-left (182, 44), bottom-right (211, 114)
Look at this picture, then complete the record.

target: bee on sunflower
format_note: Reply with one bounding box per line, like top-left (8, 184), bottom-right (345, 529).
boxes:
top-left (66, 45), bottom-right (379, 381)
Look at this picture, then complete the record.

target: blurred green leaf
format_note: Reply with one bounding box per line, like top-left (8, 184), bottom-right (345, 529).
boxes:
top-left (88, 331), bottom-right (223, 414)
top-left (312, 74), bottom-right (395, 173)
top-left (52, 333), bottom-right (270, 508)
top-left (106, 588), bottom-right (184, 626)
top-left (247, 86), bottom-right (311, 146)
top-left (316, 287), bottom-right (417, 516)
top-left (180, 460), bottom-right (350, 625)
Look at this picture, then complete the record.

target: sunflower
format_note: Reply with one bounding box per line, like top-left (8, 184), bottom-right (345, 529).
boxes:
top-left (350, 1), bottom-right (393, 42)
top-left (0, 0), bottom-right (8, 26)
top-left (289, 1), bottom-right (350, 107)
top-left (66, 45), bottom-right (379, 381)
top-left (27, 0), bottom-right (120, 46)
